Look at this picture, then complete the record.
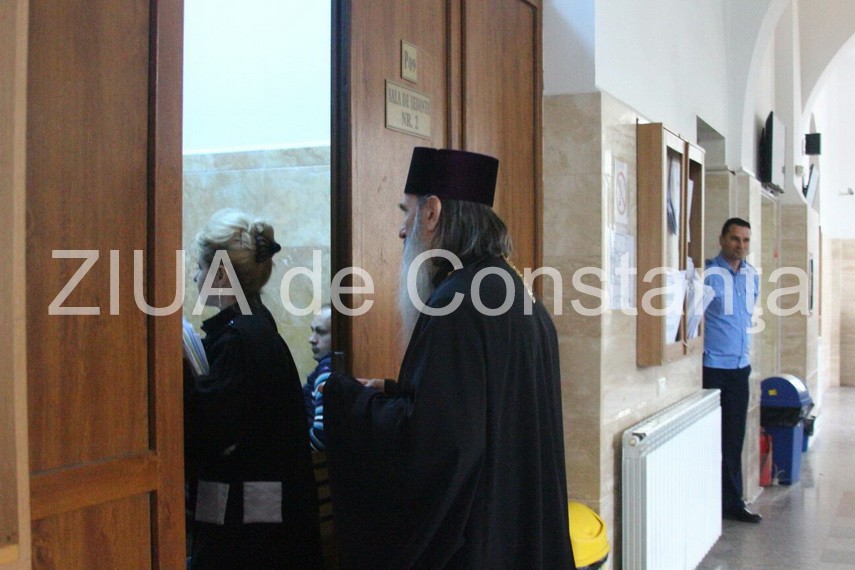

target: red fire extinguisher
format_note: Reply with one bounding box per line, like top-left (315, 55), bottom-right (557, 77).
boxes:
top-left (760, 429), bottom-right (773, 487)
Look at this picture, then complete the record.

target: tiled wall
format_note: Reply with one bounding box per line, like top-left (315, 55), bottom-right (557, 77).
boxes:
top-left (733, 172), bottom-right (764, 503)
top-left (543, 92), bottom-right (604, 507)
top-left (820, 237), bottom-right (842, 389)
top-left (759, 196), bottom-right (780, 381)
top-left (544, 92), bottom-right (706, 557)
top-left (704, 172), bottom-right (732, 257)
top-left (778, 205), bottom-right (815, 385)
top-left (182, 146), bottom-right (331, 380)
top-left (807, 209), bottom-right (821, 399)
top-left (838, 240), bottom-right (855, 386)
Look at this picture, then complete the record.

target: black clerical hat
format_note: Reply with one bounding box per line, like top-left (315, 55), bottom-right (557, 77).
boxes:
top-left (404, 147), bottom-right (499, 207)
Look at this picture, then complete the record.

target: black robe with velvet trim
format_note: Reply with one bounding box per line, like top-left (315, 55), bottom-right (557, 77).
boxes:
top-left (325, 256), bottom-right (574, 569)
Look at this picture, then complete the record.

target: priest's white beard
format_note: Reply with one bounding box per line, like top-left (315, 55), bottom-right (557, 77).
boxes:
top-left (398, 210), bottom-right (436, 349)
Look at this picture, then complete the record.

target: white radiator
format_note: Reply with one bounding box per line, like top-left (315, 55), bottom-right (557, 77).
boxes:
top-left (622, 389), bottom-right (722, 570)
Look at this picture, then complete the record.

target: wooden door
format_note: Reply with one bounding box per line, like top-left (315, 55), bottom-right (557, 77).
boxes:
top-left (462, 0), bottom-right (542, 275)
top-left (334, 0), bottom-right (542, 378)
top-left (25, 0), bottom-right (184, 566)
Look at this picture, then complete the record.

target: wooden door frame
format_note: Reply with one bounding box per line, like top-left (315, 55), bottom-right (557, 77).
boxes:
top-left (331, 0), bottom-right (353, 367)
top-left (147, 0), bottom-right (186, 566)
top-left (0, 0), bottom-right (32, 566)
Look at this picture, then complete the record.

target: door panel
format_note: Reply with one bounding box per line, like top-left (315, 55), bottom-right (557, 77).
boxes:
top-left (341, 0), bottom-right (452, 378)
top-left (339, 0), bottom-right (542, 377)
top-left (463, 0), bottom-right (540, 273)
top-left (31, 495), bottom-right (152, 568)
top-left (25, 0), bottom-right (184, 565)
top-left (27, 0), bottom-right (150, 472)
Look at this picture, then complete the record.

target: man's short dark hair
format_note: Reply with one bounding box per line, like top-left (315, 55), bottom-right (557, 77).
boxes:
top-left (721, 217), bottom-right (751, 237)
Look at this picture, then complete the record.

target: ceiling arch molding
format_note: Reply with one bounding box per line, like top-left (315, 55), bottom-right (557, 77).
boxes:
top-left (799, 0), bottom-right (855, 129)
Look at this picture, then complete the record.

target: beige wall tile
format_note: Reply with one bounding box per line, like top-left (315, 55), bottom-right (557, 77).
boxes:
top-left (543, 174), bottom-right (604, 259)
top-left (704, 172), bottom-right (732, 258)
top-left (544, 93), bottom-right (603, 177)
top-left (263, 146), bottom-right (330, 168)
top-left (822, 238), bottom-right (842, 388)
top-left (545, 92), bottom-right (719, 545)
top-left (836, 240), bottom-right (855, 385)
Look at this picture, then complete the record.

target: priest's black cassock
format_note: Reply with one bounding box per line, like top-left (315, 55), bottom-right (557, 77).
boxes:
top-left (324, 255), bottom-right (574, 569)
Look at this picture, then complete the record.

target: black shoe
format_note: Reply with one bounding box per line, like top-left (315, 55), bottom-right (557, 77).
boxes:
top-left (723, 507), bottom-right (762, 523)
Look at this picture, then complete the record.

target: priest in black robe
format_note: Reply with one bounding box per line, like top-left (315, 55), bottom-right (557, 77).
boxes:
top-left (324, 147), bottom-right (574, 569)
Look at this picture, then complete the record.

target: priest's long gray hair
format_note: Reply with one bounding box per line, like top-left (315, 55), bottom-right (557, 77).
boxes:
top-left (431, 197), bottom-right (512, 262)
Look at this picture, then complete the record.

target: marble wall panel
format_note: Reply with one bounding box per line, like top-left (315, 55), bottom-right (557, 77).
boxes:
top-left (759, 196), bottom-right (780, 380)
top-left (778, 204), bottom-right (811, 380)
top-left (704, 171), bottom-right (732, 258)
top-left (182, 147), bottom-right (331, 379)
top-left (836, 240), bottom-right (855, 385)
top-left (544, 93), bottom-right (606, 512)
top-left (542, 174), bottom-right (604, 259)
top-left (545, 92), bottom-right (730, 554)
top-left (544, 93), bottom-right (603, 177)
top-left (560, 336), bottom-right (603, 503)
top-left (803, 209), bottom-right (821, 401)
top-left (820, 238), bottom-right (841, 388)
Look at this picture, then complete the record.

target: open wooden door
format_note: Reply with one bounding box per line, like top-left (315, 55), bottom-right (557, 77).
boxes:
top-left (24, 0), bottom-right (185, 566)
top-left (334, 0), bottom-right (542, 378)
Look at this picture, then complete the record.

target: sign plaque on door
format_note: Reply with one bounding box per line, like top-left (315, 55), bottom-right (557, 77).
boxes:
top-left (385, 79), bottom-right (431, 139)
top-left (401, 41), bottom-right (418, 83)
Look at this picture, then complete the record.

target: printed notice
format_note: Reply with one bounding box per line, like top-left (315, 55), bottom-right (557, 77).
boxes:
top-left (385, 80), bottom-right (431, 139)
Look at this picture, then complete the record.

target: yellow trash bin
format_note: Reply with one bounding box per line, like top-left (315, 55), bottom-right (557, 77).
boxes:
top-left (569, 501), bottom-right (610, 569)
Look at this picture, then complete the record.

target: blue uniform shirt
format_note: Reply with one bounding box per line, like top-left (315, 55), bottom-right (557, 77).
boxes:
top-left (703, 254), bottom-right (759, 369)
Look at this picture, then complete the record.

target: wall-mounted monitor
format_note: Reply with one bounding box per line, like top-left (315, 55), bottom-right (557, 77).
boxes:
top-left (759, 111), bottom-right (786, 192)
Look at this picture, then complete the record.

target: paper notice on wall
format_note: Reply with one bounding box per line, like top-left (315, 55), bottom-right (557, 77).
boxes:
top-left (609, 229), bottom-right (636, 311)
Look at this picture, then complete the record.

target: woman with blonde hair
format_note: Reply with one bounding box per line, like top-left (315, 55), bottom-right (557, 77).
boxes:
top-left (184, 208), bottom-right (321, 569)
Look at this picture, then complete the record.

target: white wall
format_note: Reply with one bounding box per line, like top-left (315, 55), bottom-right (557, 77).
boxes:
top-left (814, 45), bottom-right (855, 238)
top-left (183, 0), bottom-right (330, 153)
top-left (753, 42), bottom-right (776, 150)
top-left (544, 0), bottom-right (595, 95)
top-left (543, 0), bottom-right (788, 176)
top-left (593, 0), bottom-right (729, 142)
top-left (725, 0), bottom-right (783, 174)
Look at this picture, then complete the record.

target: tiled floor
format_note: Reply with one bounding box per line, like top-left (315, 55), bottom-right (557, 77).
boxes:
top-left (698, 385), bottom-right (855, 570)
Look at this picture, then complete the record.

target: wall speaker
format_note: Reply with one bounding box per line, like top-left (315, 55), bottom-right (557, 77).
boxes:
top-left (805, 133), bottom-right (821, 155)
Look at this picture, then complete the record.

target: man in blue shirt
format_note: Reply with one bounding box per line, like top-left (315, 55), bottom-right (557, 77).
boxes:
top-left (704, 217), bottom-right (762, 523)
top-left (304, 304), bottom-right (332, 450)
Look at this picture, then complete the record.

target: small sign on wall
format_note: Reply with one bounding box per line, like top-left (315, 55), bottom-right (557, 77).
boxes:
top-left (613, 158), bottom-right (629, 228)
top-left (385, 80), bottom-right (431, 139)
top-left (401, 41), bottom-right (418, 83)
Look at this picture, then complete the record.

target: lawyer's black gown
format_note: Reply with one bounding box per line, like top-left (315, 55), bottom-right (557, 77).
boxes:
top-left (185, 299), bottom-right (322, 569)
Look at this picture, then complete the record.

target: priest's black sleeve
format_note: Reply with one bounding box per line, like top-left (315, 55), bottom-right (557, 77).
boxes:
top-left (325, 303), bottom-right (488, 568)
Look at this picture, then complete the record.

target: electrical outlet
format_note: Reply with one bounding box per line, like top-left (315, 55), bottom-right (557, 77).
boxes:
top-left (657, 377), bottom-right (667, 395)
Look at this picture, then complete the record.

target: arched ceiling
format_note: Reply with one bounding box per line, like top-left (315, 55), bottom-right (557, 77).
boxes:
top-left (799, 0), bottom-right (855, 122)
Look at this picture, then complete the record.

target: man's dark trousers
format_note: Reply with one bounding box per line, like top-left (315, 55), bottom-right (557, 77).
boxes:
top-left (703, 365), bottom-right (751, 514)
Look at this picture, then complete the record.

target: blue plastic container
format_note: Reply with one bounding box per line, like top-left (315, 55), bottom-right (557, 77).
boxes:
top-left (765, 422), bottom-right (804, 484)
top-left (760, 375), bottom-right (813, 485)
